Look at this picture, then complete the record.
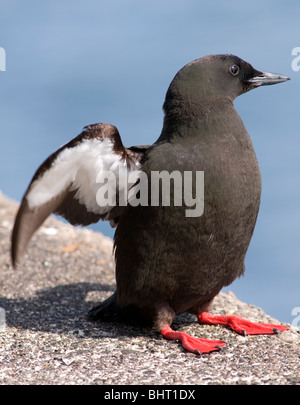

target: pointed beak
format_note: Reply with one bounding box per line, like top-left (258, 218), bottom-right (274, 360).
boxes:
top-left (247, 71), bottom-right (290, 87)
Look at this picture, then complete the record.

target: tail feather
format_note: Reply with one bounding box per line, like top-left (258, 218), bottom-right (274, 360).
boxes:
top-left (87, 291), bottom-right (120, 321)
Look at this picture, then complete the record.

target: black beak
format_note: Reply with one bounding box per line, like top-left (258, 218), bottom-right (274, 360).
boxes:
top-left (248, 71), bottom-right (290, 87)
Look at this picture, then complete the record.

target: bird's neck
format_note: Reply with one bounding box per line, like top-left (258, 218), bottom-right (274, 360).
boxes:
top-left (157, 96), bottom-right (235, 142)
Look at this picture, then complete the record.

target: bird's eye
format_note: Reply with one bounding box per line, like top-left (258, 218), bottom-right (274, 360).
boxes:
top-left (230, 65), bottom-right (240, 76)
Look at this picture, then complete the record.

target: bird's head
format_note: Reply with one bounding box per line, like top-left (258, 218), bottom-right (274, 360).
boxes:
top-left (163, 54), bottom-right (290, 110)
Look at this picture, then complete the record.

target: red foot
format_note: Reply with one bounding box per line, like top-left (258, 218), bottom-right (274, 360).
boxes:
top-left (161, 326), bottom-right (226, 355)
top-left (198, 312), bottom-right (289, 336)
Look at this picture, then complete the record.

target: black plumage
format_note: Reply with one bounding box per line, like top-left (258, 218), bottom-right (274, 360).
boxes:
top-left (11, 55), bottom-right (289, 354)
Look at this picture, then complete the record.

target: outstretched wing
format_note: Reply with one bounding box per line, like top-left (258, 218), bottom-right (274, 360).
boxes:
top-left (11, 123), bottom-right (146, 268)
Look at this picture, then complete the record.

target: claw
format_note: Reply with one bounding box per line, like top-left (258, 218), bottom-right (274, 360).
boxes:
top-left (242, 329), bottom-right (247, 337)
top-left (272, 328), bottom-right (281, 334)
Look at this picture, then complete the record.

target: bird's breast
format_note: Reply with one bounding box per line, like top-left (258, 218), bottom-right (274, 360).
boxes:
top-left (115, 119), bottom-right (262, 308)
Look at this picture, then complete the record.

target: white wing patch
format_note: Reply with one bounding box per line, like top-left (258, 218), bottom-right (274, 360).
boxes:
top-left (26, 138), bottom-right (139, 214)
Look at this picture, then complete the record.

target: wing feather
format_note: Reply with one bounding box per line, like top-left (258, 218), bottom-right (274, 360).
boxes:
top-left (11, 123), bottom-right (145, 267)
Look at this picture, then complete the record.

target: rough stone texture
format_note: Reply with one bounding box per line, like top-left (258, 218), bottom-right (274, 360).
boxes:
top-left (0, 191), bottom-right (299, 385)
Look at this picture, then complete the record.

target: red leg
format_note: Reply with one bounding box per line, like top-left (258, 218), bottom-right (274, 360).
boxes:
top-left (198, 312), bottom-right (289, 336)
top-left (161, 326), bottom-right (226, 355)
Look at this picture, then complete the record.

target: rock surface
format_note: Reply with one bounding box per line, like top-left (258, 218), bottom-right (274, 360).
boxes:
top-left (0, 191), bottom-right (299, 385)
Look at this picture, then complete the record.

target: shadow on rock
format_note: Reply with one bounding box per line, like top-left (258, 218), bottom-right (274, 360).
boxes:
top-left (0, 282), bottom-right (118, 334)
top-left (0, 282), bottom-right (196, 339)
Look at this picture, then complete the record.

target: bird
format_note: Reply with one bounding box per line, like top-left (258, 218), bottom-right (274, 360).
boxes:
top-left (11, 54), bottom-right (290, 355)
